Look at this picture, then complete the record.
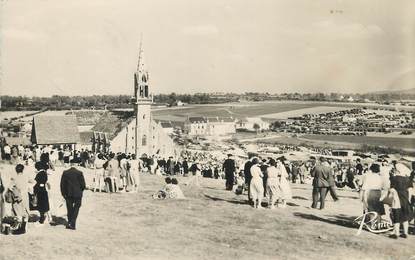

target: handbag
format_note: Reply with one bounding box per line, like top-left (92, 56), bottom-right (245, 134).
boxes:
top-left (28, 192), bottom-right (38, 210)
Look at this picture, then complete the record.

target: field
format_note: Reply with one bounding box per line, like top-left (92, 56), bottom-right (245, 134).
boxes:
top-left (301, 134), bottom-right (415, 151)
top-left (0, 111), bottom-right (39, 121)
top-left (152, 101), bottom-right (356, 122)
top-left (261, 106), bottom-right (349, 120)
top-left (0, 164), bottom-right (413, 260)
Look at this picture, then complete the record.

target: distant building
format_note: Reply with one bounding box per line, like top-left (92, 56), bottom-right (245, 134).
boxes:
top-left (347, 96), bottom-right (354, 102)
top-left (185, 116), bottom-right (236, 136)
top-left (174, 100), bottom-right (185, 107)
top-left (185, 117), bottom-right (208, 136)
top-left (31, 115), bottom-right (80, 146)
top-left (237, 117), bottom-right (270, 131)
top-left (206, 117), bottom-right (236, 136)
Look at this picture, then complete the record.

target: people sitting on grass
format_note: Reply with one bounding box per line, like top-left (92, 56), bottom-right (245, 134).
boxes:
top-left (169, 178), bottom-right (185, 199)
top-left (153, 177), bottom-right (185, 199)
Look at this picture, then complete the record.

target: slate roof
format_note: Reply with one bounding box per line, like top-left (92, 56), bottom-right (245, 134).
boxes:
top-left (92, 111), bottom-right (135, 140)
top-left (188, 117), bottom-right (207, 124)
top-left (160, 121), bottom-right (173, 128)
top-left (188, 116), bottom-right (234, 124)
top-left (31, 116), bottom-right (80, 145)
top-left (218, 117), bottom-right (235, 123)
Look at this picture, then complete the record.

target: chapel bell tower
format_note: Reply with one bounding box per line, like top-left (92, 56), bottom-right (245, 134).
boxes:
top-left (132, 40), bottom-right (152, 157)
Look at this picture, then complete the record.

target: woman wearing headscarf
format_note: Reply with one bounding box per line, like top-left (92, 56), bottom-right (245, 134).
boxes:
top-left (250, 158), bottom-right (264, 209)
top-left (388, 163), bottom-right (413, 239)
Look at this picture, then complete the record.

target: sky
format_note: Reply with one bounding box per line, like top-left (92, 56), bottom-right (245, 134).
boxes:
top-left (0, 0), bottom-right (414, 96)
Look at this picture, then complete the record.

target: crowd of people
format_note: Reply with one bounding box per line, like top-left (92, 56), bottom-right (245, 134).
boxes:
top-left (0, 142), bottom-right (414, 240)
top-left (0, 155), bottom-right (86, 234)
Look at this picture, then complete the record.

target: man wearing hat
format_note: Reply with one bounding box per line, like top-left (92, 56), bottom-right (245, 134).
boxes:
top-left (223, 154), bottom-right (236, 191)
top-left (60, 159), bottom-right (86, 230)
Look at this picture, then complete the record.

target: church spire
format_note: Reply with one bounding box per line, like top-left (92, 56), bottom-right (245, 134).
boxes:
top-left (134, 37), bottom-right (150, 100)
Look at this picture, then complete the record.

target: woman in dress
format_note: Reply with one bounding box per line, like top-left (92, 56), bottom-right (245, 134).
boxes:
top-left (389, 163), bottom-right (413, 239)
top-left (276, 159), bottom-right (292, 208)
top-left (359, 164), bottom-right (385, 223)
top-left (185, 162), bottom-right (201, 187)
top-left (34, 161), bottom-right (51, 225)
top-left (105, 153), bottom-right (120, 193)
top-left (266, 159), bottom-right (279, 209)
top-left (13, 164), bottom-right (30, 218)
top-left (93, 153), bottom-right (106, 192)
top-left (250, 158), bottom-right (264, 209)
top-left (128, 154), bottom-right (140, 192)
top-left (119, 154), bottom-right (128, 191)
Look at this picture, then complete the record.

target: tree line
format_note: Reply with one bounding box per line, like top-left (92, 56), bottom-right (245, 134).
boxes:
top-left (0, 93), bottom-right (238, 111)
top-left (1, 91), bottom-right (413, 111)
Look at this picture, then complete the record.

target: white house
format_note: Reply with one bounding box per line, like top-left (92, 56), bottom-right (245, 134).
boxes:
top-left (185, 116), bottom-right (236, 136)
top-left (185, 117), bottom-right (208, 136)
top-left (206, 117), bottom-right (236, 136)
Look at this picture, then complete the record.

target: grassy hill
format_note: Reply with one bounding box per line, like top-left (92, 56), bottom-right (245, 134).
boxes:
top-left (0, 164), bottom-right (413, 260)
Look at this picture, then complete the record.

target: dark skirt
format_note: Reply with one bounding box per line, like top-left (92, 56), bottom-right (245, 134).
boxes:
top-left (35, 188), bottom-right (50, 213)
top-left (63, 156), bottom-right (70, 163)
top-left (392, 192), bottom-right (413, 224)
top-left (367, 190), bottom-right (385, 215)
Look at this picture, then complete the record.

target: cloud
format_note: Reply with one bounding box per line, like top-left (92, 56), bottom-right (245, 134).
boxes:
top-left (181, 25), bottom-right (219, 36)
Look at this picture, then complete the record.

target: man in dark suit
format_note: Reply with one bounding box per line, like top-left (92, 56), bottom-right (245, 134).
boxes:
top-left (223, 154), bottom-right (236, 191)
top-left (244, 158), bottom-right (253, 202)
top-left (60, 159), bottom-right (86, 230)
top-left (182, 158), bottom-right (189, 176)
top-left (166, 156), bottom-right (175, 175)
top-left (310, 157), bottom-right (332, 210)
